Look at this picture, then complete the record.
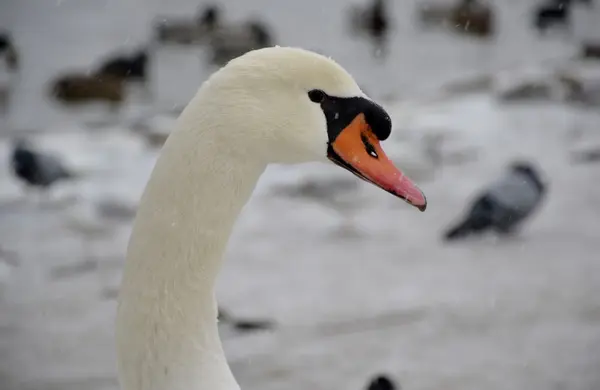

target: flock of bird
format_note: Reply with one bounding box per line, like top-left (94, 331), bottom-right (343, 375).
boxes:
top-left (0, 1), bottom-right (597, 389)
top-left (1, 0), bottom-right (599, 113)
top-left (4, 0), bottom-right (568, 249)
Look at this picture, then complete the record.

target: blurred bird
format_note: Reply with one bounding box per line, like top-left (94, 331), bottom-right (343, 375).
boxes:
top-left (96, 49), bottom-right (148, 81)
top-left (51, 73), bottom-right (125, 108)
top-left (417, 0), bottom-right (494, 38)
top-left (95, 49), bottom-right (151, 100)
top-left (450, 0), bottom-right (495, 37)
top-left (0, 31), bottom-right (18, 71)
top-left (0, 33), bottom-right (10, 52)
top-left (444, 161), bottom-right (547, 241)
top-left (10, 139), bottom-right (76, 193)
top-left (217, 308), bottom-right (275, 334)
top-left (533, 0), bottom-right (572, 33)
top-left (207, 20), bottom-right (274, 66)
top-left (366, 374), bottom-right (398, 390)
top-left (154, 4), bottom-right (221, 45)
top-left (348, 0), bottom-right (390, 57)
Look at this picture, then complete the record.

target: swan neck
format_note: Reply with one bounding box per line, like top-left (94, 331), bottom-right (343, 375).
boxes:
top-left (116, 118), bottom-right (265, 390)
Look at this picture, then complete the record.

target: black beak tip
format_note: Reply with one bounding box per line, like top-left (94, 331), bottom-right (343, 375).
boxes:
top-left (400, 191), bottom-right (427, 212)
top-left (417, 192), bottom-right (427, 212)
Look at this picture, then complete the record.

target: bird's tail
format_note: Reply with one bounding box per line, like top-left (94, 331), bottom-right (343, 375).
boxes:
top-left (59, 166), bottom-right (85, 182)
top-left (443, 218), bottom-right (477, 241)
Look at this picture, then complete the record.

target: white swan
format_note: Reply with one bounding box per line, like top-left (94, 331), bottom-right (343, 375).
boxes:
top-left (116, 46), bottom-right (427, 390)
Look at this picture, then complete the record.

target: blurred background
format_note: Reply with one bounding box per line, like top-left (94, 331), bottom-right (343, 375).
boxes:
top-left (0, 0), bottom-right (600, 389)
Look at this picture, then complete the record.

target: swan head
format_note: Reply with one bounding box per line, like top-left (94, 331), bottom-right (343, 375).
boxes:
top-left (196, 47), bottom-right (427, 211)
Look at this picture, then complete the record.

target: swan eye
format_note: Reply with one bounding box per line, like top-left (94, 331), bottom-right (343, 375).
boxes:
top-left (308, 89), bottom-right (326, 103)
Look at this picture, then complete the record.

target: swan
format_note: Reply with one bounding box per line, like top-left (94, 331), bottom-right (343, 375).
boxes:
top-left (116, 46), bottom-right (427, 390)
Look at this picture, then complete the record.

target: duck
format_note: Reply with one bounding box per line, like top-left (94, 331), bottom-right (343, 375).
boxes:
top-left (96, 49), bottom-right (148, 82)
top-left (50, 73), bottom-right (125, 107)
top-left (348, 0), bottom-right (391, 56)
top-left (95, 49), bottom-right (151, 100)
top-left (449, 0), bottom-right (495, 37)
top-left (154, 4), bottom-right (221, 45)
top-left (418, 0), bottom-right (494, 38)
top-left (115, 47), bottom-right (427, 390)
top-left (206, 19), bottom-right (274, 66)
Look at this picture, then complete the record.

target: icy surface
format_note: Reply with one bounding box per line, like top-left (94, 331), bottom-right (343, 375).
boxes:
top-left (0, 92), bottom-right (599, 390)
top-left (1, 0), bottom-right (600, 389)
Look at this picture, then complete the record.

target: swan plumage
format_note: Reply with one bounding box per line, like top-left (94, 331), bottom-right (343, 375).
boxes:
top-left (116, 46), bottom-right (426, 390)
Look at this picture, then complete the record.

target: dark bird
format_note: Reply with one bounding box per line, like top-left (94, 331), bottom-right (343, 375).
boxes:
top-left (96, 50), bottom-right (148, 81)
top-left (444, 161), bottom-right (547, 241)
top-left (0, 31), bottom-right (18, 70)
top-left (197, 5), bottom-right (221, 31)
top-left (418, 0), bottom-right (494, 38)
top-left (366, 374), bottom-right (397, 390)
top-left (51, 73), bottom-right (125, 106)
top-left (10, 139), bottom-right (75, 191)
top-left (362, 0), bottom-right (389, 39)
top-left (0, 33), bottom-right (9, 52)
top-left (207, 19), bottom-right (274, 66)
top-left (349, 0), bottom-right (390, 56)
top-left (533, 0), bottom-right (571, 32)
top-left (450, 0), bottom-right (495, 37)
top-left (154, 4), bottom-right (221, 45)
top-left (581, 41), bottom-right (600, 60)
top-left (217, 308), bottom-right (275, 334)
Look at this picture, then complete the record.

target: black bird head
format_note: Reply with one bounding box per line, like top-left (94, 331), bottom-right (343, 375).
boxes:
top-left (0, 31), bottom-right (11, 52)
top-left (367, 374), bottom-right (397, 390)
top-left (10, 138), bottom-right (36, 175)
top-left (197, 4), bottom-right (221, 29)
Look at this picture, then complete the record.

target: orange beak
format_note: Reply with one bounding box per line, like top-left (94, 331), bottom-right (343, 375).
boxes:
top-left (327, 114), bottom-right (427, 211)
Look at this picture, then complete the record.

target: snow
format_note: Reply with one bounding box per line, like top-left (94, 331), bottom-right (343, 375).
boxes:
top-left (1, 0), bottom-right (600, 389)
top-left (0, 83), bottom-right (599, 389)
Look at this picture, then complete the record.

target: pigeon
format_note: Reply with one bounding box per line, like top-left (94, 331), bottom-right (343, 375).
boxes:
top-left (444, 161), bottom-right (547, 240)
top-left (10, 139), bottom-right (75, 191)
top-left (366, 374), bottom-right (397, 390)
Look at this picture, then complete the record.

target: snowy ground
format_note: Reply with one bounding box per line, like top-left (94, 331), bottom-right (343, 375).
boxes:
top-left (1, 82), bottom-right (600, 390)
top-left (2, 0), bottom-right (600, 389)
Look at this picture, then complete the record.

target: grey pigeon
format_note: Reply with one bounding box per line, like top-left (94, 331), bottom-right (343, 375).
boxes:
top-left (444, 161), bottom-right (547, 240)
top-left (10, 139), bottom-right (75, 190)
